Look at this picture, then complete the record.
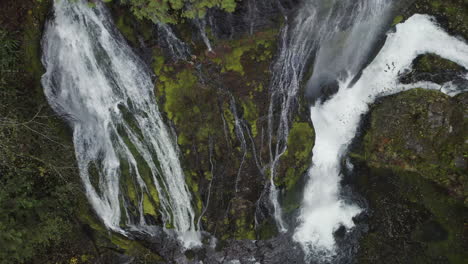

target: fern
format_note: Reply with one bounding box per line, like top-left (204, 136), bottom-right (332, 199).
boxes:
top-left (0, 29), bottom-right (19, 85)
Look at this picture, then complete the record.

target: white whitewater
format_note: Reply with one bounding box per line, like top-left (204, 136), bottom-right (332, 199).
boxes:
top-left (157, 23), bottom-right (191, 60)
top-left (41, 0), bottom-right (200, 247)
top-left (295, 14), bottom-right (468, 260)
top-left (267, 0), bottom-right (393, 234)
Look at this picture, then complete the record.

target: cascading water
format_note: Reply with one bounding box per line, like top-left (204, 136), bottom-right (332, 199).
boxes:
top-left (267, 0), bottom-right (394, 234)
top-left (194, 18), bottom-right (213, 52)
top-left (267, 0), bottom-right (317, 233)
top-left (266, 0), bottom-right (468, 261)
top-left (290, 0), bottom-right (395, 258)
top-left (157, 23), bottom-right (191, 61)
top-left (295, 12), bottom-right (468, 264)
top-left (41, 0), bottom-right (200, 248)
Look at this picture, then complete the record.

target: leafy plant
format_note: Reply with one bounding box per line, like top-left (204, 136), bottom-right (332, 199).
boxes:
top-left (0, 29), bottom-right (18, 85)
top-left (117, 0), bottom-right (237, 24)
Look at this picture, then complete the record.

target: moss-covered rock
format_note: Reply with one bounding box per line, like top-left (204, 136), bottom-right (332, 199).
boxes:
top-left (150, 27), bottom-right (280, 240)
top-left (395, 0), bottom-right (468, 40)
top-left (354, 165), bottom-right (467, 264)
top-left (275, 121), bottom-right (314, 192)
top-left (400, 53), bottom-right (468, 85)
top-left (353, 89), bottom-right (467, 263)
top-left (355, 89), bottom-right (467, 202)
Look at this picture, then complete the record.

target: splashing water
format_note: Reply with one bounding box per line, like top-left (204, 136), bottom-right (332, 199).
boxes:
top-left (157, 23), bottom-right (191, 61)
top-left (295, 14), bottom-right (468, 260)
top-left (41, 0), bottom-right (200, 248)
top-left (267, 0), bottom-right (394, 234)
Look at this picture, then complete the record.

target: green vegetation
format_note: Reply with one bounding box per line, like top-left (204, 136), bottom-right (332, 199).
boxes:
top-left (0, 0), bottom-right (155, 262)
top-left (0, 30), bottom-right (18, 85)
top-left (149, 26), bottom-right (280, 240)
top-left (275, 121), bottom-right (315, 191)
top-left (111, 0), bottom-right (237, 24)
top-left (412, 53), bottom-right (464, 73)
top-left (402, 0), bottom-right (468, 39)
top-left (211, 30), bottom-right (277, 75)
top-left (0, 0), bottom-right (99, 262)
top-left (354, 88), bottom-right (468, 263)
top-left (356, 89), bottom-right (467, 202)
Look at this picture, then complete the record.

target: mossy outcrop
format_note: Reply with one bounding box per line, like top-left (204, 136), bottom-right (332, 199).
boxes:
top-left (395, 0), bottom-right (468, 39)
top-left (2, 0), bottom-right (468, 262)
top-left (151, 27), bottom-right (280, 240)
top-left (400, 53), bottom-right (468, 85)
top-left (356, 89), bottom-right (467, 202)
top-left (352, 89), bottom-right (467, 263)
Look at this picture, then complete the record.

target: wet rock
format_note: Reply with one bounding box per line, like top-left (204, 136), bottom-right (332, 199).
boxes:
top-left (399, 54), bottom-right (468, 87)
top-left (357, 89), bottom-right (467, 201)
top-left (351, 89), bottom-right (468, 263)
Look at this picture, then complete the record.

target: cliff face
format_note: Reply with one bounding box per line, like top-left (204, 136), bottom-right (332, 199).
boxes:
top-left (351, 2), bottom-right (468, 262)
top-left (352, 89), bottom-right (467, 264)
top-left (0, 0), bottom-right (467, 263)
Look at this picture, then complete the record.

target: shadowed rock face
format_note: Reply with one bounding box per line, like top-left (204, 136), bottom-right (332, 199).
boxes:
top-left (132, 229), bottom-right (305, 264)
top-left (351, 89), bottom-right (468, 263)
top-left (399, 53), bottom-right (468, 88)
top-left (305, 74), bottom-right (340, 104)
top-left (4, 0), bottom-right (468, 263)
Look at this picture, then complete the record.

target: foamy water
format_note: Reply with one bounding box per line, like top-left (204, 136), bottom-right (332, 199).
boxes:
top-left (41, 0), bottom-right (201, 248)
top-left (295, 14), bottom-right (468, 260)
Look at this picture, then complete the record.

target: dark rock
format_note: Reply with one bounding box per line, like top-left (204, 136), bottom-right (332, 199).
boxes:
top-left (351, 89), bottom-right (468, 263)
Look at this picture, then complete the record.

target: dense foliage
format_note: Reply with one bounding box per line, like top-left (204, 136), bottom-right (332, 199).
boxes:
top-left (0, 1), bottom-right (100, 262)
top-left (1, 0), bottom-right (467, 263)
top-left (118, 0), bottom-right (236, 24)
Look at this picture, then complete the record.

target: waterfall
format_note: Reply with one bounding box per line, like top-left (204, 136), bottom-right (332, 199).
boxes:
top-left (157, 23), bottom-right (191, 61)
top-left (267, 2), bottom-right (316, 234)
top-left (291, 0), bottom-right (394, 258)
top-left (41, 0), bottom-right (201, 248)
top-left (296, 13), bottom-right (468, 263)
top-left (267, 0), bottom-right (468, 261)
top-left (194, 18), bottom-right (213, 52)
top-left (267, 0), bottom-right (393, 234)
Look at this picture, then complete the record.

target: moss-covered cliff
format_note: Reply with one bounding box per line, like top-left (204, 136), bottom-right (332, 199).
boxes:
top-left (351, 2), bottom-right (468, 261)
top-left (352, 89), bottom-right (467, 264)
top-left (0, 0), bottom-right (164, 263)
top-left (1, 0), bottom-right (467, 263)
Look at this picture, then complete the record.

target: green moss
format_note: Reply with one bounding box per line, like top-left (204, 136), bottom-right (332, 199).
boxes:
top-left (392, 15), bottom-right (404, 26)
top-left (417, 54), bottom-right (463, 72)
top-left (405, 0), bottom-right (468, 40)
top-left (116, 15), bottom-right (137, 44)
top-left (109, 2), bottom-right (154, 46)
top-left (143, 193), bottom-right (157, 216)
top-left (361, 89), bottom-right (467, 202)
top-left (110, 234), bottom-right (163, 261)
top-left (276, 121), bottom-right (315, 190)
top-left (152, 48), bottom-right (166, 77)
top-left (257, 219), bottom-right (278, 240)
top-left (120, 158), bottom-right (138, 204)
top-left (159, 68), bottom-right (198, 122)
top-left (356, 88), bottom-right (467, 263)
top-left (223, 104), bottom-right (236, 134)
top-left (230, 199), bottom-right (256, 240)
top-left (150, 24), bottom-right (279, 240)
top-left (241, 99), bottom-right (258, 137)
top-left (211, 30), bottom-right (277, 75)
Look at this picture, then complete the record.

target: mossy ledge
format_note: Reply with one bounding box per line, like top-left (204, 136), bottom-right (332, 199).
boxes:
top-left (352, 89), bottom-right (467, 263)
